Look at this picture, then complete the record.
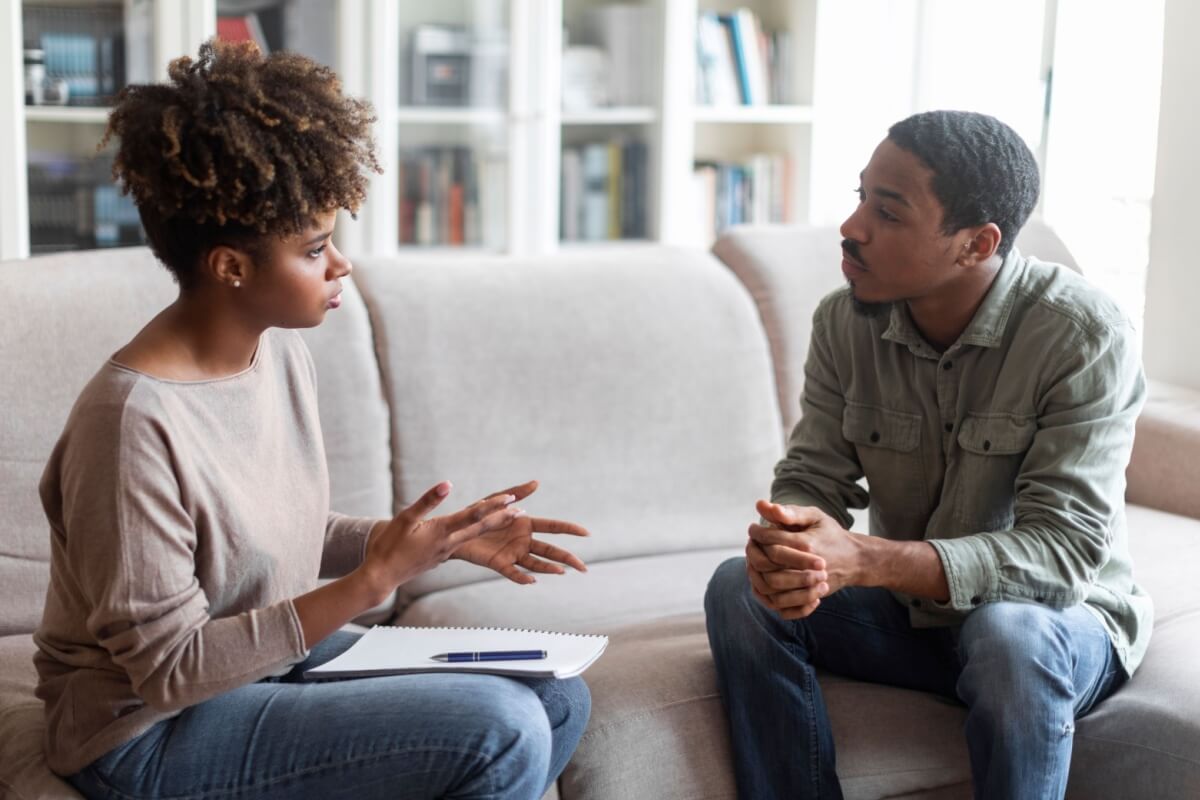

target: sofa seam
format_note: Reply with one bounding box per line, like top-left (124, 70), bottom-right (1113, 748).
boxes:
top-left (1073, 732), bottom-right (1200, 767)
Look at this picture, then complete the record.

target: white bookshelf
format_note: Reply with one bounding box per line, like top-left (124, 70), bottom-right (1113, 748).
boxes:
top-left (0, 0), bottom-right (824, 261)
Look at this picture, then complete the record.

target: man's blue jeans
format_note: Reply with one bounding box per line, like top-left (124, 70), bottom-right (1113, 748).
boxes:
top-left (67, 630), bottom-right (591, 799)
top-left (704, 557), bottom-right (1124, 800)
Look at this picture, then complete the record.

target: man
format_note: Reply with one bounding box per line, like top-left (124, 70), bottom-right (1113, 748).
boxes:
top-left (704, 110), bottom-right (1151, 800)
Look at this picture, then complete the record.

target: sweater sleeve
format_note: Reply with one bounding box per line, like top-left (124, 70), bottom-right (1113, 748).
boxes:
top-left (320, 512), bottom-right (380, 578)
top-left (61, 400), bottom-right (308, 714)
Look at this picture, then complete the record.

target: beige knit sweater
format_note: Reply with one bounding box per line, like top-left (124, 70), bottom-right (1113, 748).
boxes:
top-left (33, 329), bottom-right (379, 775)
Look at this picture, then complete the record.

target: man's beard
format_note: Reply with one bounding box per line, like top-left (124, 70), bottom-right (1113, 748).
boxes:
top-left (851, 295), bottom-right (892, 318)
top-left (842, 238), bottom-right (891, 318)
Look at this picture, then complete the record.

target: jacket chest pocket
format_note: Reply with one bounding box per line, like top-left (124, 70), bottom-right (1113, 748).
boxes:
top-left (954, 413), bottom-right (1037, 530)
top-left (842, 403), bottom-right (927, 515)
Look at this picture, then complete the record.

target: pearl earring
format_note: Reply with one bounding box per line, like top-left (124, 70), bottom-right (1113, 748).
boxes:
top-left (233, 280), bottom-right (241, 288)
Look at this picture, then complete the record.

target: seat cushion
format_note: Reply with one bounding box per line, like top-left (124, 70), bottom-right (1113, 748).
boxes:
top-left (560, 614), bottom-right (972, 800)
top-left (397, 548), bottom-right (742, 633)
top-left (0, 635), bottom-right (81, 799)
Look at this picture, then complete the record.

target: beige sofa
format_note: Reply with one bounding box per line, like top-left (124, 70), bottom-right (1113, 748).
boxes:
top-left (2, 224), bottom-right (1198, 799)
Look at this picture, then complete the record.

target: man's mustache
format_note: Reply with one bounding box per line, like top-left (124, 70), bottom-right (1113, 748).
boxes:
top-left (842, 239), bottom-right (868, 270)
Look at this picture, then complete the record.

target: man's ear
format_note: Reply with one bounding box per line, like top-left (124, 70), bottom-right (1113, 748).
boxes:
top-left (205, 245), bottom-right (252, 289)
top-left (957, 223), bottom-right (1002, 267)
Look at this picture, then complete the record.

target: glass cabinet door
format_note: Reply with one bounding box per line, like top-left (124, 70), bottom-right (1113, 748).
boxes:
top-left (215, 0), bottom-right (335, 68)
top-left (395, 1), bottom-right (511, 251)
top-left (21, 0), bottom-right (150, 253)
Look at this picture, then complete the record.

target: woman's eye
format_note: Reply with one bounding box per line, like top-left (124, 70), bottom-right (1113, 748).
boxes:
top-left (307, 245), bottom-right (327, 259)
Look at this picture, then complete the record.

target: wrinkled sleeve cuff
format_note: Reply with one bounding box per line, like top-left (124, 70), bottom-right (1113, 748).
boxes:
top-left (928, 536), bottom-right (998, 612)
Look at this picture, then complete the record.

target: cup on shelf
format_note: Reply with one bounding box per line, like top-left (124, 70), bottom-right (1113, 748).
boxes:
top-left (23, 49), bottom-right (45, 106)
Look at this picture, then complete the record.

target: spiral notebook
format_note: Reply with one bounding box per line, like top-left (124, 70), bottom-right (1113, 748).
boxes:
top-left (305, 626), bottom-right (609, 680)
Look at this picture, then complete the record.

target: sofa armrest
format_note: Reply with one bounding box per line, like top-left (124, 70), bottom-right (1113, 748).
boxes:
top-left (1126, 380), bottom-right (1200, 520)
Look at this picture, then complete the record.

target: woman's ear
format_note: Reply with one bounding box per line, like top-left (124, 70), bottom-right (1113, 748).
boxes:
top-left (205, 245), bottom-right (252, 289)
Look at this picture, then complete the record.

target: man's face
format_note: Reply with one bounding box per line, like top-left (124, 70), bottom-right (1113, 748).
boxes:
top-left (839, 138), bottom-right (966, 311)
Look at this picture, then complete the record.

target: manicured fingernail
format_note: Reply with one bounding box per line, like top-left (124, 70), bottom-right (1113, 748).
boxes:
top-left (512, 508), bottom-right (527, 517)
top-left (502, 494), bottom-right (517, 505)
top-left (436, 482), bottom-right (451, 497)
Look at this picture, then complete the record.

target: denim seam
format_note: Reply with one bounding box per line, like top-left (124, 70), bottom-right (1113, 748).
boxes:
top-left (84, 744), bottom-right (487, 800)
top-left (1073, 733), bottom-right (1200, 767)
top-left (815, 607), bottom-right (941, 640)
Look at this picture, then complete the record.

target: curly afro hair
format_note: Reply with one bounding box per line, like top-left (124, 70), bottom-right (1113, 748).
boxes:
top-left (101, 39), bottom-right (380, 288)
top-left (887, 110), bottom-right (1039, 259)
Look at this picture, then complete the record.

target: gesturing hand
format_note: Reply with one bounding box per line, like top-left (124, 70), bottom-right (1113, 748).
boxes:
top-left (360, 481), bottom-right (527, 603)
top-left (452, 480), bottom-right (590, 585)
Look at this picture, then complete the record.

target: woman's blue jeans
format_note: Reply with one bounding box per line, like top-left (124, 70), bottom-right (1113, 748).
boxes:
top-left (68, 630), bottom-right (591, 799)
top-left (704, 557), bottom-right (1124, 800)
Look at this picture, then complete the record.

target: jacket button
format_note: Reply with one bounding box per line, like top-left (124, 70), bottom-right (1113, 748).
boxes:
top-left (982, 440), bottom-right (992, 451)
top-left (970, 595), bottom-right (982, 605)
top-left (943, 361), bottom-right (953, 371)
top-left (911, 598), bottom-right (922, 608)
top-left (870, 431), bottom-right (880, 443)
top-left (944, 422), bottom-right (953, 433)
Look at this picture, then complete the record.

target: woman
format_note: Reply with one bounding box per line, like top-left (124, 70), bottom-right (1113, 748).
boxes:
top-left (34, 40), bottom-right (591, 800)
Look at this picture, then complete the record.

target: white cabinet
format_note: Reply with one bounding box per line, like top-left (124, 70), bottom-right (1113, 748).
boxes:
top-left (0, 0), bottom-right (823, 261)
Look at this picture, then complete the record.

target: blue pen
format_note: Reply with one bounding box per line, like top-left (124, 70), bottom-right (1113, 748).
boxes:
top-left (431, 650), bottom-right (547, 663)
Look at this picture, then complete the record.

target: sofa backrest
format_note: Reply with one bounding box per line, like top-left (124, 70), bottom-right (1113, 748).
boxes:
top-left (350, 247), bottom-right (783, 606)
top-left (713, 218), bottom-right (1080, 434)
top-left (0, 247), bottom-right (391, 636)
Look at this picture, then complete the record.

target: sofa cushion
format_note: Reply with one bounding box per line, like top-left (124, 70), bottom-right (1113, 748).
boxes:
top-left (560, 614), bottom-right (973, 800)
top-left (1126, 381), bottom-right (1200, 520)
top-left (398, 548), bottom-right (743, 633)
top-left (0, 247), bottom-right (390, 636)
top-left (0, 635), bottom-right (81, 799)
top-left (352, 247), bottom-right (784, 605)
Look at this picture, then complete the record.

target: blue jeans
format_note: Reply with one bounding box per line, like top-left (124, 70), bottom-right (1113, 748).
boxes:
top-left (704, 557), bottom-right (1124, 800)
top-left (68, 630), bottom-right (591, 800)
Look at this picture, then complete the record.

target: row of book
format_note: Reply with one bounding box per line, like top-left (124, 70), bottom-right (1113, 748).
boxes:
top-left (23, 4), bottom-right (128, 106)
top-left (561, 139), bottom-right (649, 242)
top-left (692, 155), bottom-right (794, 243)
top-left (695, 9), bottom-right (793, 106)
top-left (28, 155), bottom-right (143, 254)
top-left (398, 146), bottom-right (508, 247)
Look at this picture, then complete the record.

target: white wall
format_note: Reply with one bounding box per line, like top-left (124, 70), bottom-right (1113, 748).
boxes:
top-left (1143, 0), bottom-right (1200, 390)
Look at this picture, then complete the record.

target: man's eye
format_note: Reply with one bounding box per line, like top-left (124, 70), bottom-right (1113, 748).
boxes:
top-left (307, 245), bottom-right (327, 259)
top-left (877, 207), bottom-right (899, 222)
top-left (854, 186), bottom-right (865, 203)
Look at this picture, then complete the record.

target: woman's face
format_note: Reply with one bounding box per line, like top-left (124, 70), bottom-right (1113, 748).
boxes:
top-left (243, 210), bottom-right (352, 329)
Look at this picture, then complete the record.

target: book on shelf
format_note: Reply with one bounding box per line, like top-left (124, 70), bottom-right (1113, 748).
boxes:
top-left (561, 138), bottom-right (648, 243)
top-left (217, 12), bottom-right (270, 53)
top-left (695, 9), bottom-right (791, 107)
top-left (692, 154), bottom-right (793, 241)
top-left (398, 146), bottom-right (489, 247)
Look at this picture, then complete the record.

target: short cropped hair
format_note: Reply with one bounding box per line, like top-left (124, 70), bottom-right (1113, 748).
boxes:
top-left (887, 110), bottom-right (1040, 258)
top-left (101, 39), bottom-right (380, 288)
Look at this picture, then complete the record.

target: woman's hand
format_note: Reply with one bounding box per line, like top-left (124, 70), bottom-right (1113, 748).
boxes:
top-left (357, 481), bottom-right (526, 604)
top-left (452, 480), bottom-right (590, 585)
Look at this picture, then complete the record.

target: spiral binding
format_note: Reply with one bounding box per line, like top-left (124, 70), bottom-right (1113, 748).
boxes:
top-left (371, 624), bottom-right (607, 639)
